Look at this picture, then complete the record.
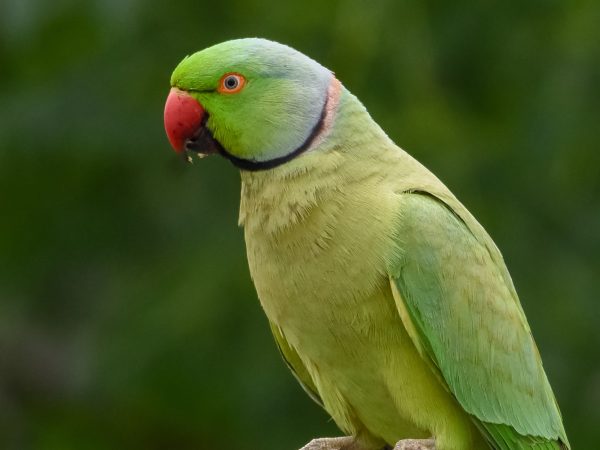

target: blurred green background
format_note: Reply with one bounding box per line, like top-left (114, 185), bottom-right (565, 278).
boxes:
top-left (1, 0), bottom-right (598, 449)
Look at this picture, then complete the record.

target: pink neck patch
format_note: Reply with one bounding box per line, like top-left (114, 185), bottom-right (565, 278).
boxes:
top-left (307, 76), bottom-right (342, 151)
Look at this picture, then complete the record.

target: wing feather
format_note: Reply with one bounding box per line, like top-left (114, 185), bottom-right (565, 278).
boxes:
top-left (388, 193), bottom-right (568, 449)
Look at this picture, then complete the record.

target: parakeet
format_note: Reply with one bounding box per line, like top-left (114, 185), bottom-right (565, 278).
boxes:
top-left (163, 38), bottom-right (569, 450)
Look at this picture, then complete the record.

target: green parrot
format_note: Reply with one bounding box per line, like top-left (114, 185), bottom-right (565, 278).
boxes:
top-left (163, 38), bottom-right (569, 450)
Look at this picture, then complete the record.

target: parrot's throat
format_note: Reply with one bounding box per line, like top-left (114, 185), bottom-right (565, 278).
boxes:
top-left (184, 115), bottom-right (223, 158)
top-left (187, 78), bottom-right (341, 172)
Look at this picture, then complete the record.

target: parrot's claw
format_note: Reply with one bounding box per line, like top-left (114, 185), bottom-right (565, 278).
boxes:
top-left (393, 439), bottom-right (436, 450)
top-left (299, 436), bottom-right (357, 450)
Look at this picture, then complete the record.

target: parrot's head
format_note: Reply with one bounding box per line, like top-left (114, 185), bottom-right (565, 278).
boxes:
top-left (164, 38), bottom-right (335, 170)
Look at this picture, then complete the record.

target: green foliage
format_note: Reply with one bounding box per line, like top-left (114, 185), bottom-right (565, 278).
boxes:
top-left (0, 0), bottom-right (598, 449)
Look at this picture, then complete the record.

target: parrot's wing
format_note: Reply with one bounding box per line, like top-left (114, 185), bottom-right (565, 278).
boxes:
top-left (388, 192), bottom-right (569, 449)
top-left (269, 321), bottom-right (324, 408)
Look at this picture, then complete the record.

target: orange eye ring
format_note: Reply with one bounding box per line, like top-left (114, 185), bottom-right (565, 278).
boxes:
top-left (217, 73), bottom-right (246, 94)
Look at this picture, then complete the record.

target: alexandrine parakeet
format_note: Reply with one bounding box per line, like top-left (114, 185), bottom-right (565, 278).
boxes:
top-left (163, 39), bottom-right (569, 450)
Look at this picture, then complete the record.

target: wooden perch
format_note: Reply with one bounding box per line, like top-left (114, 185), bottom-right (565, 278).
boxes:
top-left (393, 441), bottom-right (436, 450)
top-left (300, 437), bottom-right (436, 450)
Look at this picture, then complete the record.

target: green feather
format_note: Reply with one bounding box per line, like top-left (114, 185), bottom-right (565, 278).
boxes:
top-left (389, 193), bottom-right (569, 449)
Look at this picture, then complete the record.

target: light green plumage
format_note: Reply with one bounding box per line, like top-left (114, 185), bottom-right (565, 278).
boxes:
top-left (171, 38), bottom-right (569, 450)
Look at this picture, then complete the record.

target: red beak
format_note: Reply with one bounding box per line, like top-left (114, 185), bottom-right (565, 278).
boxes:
top-left (164, 88), bottom-right (205, 153)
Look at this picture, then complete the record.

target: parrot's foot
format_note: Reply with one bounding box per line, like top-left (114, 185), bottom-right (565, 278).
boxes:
top-left (299, 436), bottom-right (358, 450)
top-left (393, 439), bottom-right (436, 450)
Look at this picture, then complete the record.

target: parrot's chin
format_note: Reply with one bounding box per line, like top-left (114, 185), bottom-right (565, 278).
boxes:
top-left (183, 118), bottom-right (224, 162)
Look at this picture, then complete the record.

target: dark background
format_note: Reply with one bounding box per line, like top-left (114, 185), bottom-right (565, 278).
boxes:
top-left (1, 0), bottom-right (598, 449)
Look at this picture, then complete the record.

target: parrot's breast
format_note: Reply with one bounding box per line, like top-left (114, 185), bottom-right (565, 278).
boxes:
top-left (242, 168), bottom-right (419, 444)
top-left (236, 88), bottom-right (487, 449)
top-left (241, 154), bottom-right (398, 339)
top-left (238, 148), bottom-right (479, 448)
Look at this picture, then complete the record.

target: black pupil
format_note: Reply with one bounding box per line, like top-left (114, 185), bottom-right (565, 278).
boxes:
top-left (225, 76), bottom-right (238, 89)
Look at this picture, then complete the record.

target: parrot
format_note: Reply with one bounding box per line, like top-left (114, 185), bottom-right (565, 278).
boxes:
top-left (163, 38), bottom-right (570, 450)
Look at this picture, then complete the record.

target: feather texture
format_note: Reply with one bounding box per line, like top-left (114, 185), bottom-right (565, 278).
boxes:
top-left (388, 193), bottom-right (569, 449)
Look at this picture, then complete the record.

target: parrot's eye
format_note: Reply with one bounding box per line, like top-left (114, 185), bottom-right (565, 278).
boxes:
top-left (218, 73), bottom-right (246, 94)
